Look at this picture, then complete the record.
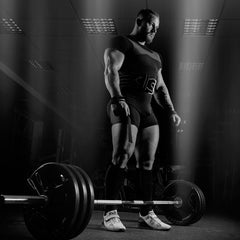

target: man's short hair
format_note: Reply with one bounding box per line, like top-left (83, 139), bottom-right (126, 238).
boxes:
top-left (137, 9), bottom-right (159, 20)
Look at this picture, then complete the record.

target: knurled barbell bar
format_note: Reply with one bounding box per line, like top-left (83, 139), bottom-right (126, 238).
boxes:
top-left (1, 196), bottom-right (182, 206)
top-left (0, 162), bottom-right (206, 240)
top-left (1, 195), bottom-right (47, 205)
top-left (94, 199), bottom-right (182, 205)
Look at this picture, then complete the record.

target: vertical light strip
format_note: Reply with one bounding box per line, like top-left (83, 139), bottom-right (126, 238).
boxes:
top-left (172, 11), bottom-right (219, 181)
top-left (69, 0), bottom-right (114, 171)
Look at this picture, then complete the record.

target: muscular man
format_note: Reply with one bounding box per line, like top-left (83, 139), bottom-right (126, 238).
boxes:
top-left (103, 9), bottom-right (181, 231)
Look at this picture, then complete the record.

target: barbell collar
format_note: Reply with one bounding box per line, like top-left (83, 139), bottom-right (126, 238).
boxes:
top-left (94, 200), bottom-right (181, 206)
top-left (1, 195), bottom-right (48, 205)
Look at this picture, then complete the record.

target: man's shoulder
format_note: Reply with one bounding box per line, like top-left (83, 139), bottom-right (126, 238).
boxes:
top-left (111, 35), bottom-right (131, 43)
top-left (109, 35), bottom-right (133, 53)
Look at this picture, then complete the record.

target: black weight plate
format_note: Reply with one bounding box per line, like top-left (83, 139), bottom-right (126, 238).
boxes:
top-left (163, 180), bottom-right (205, 226)
top-left (188, 182), bottom-right (206, 224)
top-left (65, 164), bottom-right (88, 239)
top-left (74, 166), bottom-right (94, 233)
top-left (24, 162), bottom-right (80, 240)
top-left (190, 183), bottom-right (206, 224)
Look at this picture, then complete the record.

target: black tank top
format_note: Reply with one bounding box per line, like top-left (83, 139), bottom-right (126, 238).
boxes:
top-left (110, 35), bottom-right (162, 115)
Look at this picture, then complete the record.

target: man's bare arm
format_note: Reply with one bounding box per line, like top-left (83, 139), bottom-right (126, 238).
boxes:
top-left (104, 48), bottom-right (125, 98)
top-left (104, 48), bottom-right (130, 116)
top-left (154, 68), bottom-right (181, 126)
top-left (154, 68), bottom-right (176, 114)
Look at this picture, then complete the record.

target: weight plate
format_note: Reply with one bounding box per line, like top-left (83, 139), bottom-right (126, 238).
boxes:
top-left (65, 164), bottom-right (88, 239)
top-left (24, 162), bottom-right (80, 240)
top-left (73, 166), bottom-right (94, 233)
top-left (163, 180), bottom-right (205, 226)
top-left (190, 183), bottom-right (206, 224)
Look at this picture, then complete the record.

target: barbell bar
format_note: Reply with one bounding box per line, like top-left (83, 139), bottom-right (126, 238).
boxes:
top-left (1, 195), bottom-right (182, 206)
top-left (94, 199), bottom-right (182, 206)
top-left (1, 195), bottom-right (47, 205)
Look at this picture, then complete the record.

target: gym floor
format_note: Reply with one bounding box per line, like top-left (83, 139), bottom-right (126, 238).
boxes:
top-left (1, 208), bottom-right (240, 240)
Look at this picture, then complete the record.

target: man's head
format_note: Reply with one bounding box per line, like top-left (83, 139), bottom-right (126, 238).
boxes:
top-left (133, 9), bottom-right (160, 44)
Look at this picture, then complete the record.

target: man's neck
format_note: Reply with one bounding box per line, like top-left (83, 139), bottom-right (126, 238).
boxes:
top-left (129, 33), bottom-right (146, 45)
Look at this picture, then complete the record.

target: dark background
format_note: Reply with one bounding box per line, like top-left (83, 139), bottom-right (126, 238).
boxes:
top-left (0, 0), bottom-right (240, 217)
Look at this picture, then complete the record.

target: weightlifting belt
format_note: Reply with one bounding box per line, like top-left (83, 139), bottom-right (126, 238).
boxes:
top-left (120, 74), bottom-right (157, 95)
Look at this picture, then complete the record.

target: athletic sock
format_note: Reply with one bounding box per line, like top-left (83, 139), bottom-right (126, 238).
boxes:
top-left (104, 164), bottom-right (126, 214)
top-left (137, 169), bottom-right (153, 216)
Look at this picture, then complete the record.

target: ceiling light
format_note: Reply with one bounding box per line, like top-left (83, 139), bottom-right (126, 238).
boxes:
top-left (179, 62), bottom-right (204, 72)
top-left (184, 18), bottom-right (218, 36)
top-left (81, 18), bottom-right (117, 34)
top-left (0, 18), bottom-right (23, 34)
top-left (28, 60), bottom-right (54, 71)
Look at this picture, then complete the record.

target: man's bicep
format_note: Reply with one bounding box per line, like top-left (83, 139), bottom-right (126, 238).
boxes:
top-left (104, 48), bottom-right (125, 72)
top-left (156, 68), bottom-right (165, 90)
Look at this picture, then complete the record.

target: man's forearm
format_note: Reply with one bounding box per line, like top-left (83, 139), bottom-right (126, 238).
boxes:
top-left (154, 85), bottom-right (176, 115)
top-left (105, 69), bottom-right (123, 98)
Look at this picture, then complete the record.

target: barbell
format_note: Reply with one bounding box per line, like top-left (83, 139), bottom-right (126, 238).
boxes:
top-left (0, 162), bottom-right (206, 240)
top-left (1, 197), bottom-right (181, 206)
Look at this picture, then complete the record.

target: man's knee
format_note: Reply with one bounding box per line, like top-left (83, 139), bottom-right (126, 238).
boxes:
top-left (141, 160), bottom-right (154, 170)
top-left (112, 146), bottom-right (134, 167)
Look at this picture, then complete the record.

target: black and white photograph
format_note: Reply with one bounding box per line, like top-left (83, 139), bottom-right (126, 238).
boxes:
top-left (0, 0), bottom-right (240, 239)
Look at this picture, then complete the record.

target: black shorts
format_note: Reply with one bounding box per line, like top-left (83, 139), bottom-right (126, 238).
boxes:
top-left (107, 102), bottom-right (158, 129)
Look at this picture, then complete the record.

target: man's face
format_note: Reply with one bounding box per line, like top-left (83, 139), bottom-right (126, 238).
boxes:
top-left (138, 14), bottom-right (159, 44)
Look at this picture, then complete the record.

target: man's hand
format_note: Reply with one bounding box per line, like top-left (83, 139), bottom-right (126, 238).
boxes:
top-left (111, 100), bottom-right (130, 117)
top-left (170, 113), bottom-right (181, 127)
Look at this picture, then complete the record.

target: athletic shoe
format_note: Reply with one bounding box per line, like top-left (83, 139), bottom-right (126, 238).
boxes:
top-left (138, 210), bottom-right (171, 230)
top-left (103, 210), bottom-right (126, 232)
